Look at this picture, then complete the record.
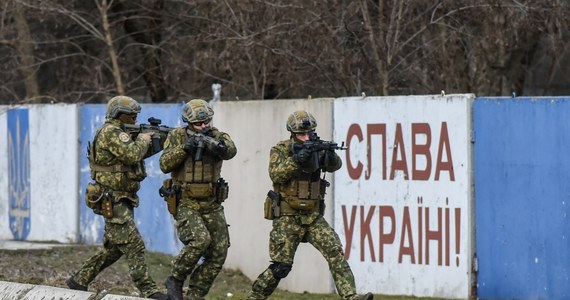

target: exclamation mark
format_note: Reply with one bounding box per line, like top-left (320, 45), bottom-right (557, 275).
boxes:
top-left (417, 196), bottom-right (423, 265)
top-left (455, 207), bottom-right (461, 267)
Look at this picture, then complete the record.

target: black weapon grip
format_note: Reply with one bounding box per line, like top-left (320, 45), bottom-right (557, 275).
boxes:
top-left (194, 139), bottom-right (204, 161)
top-left (151, 135), bottom-right (161, 153)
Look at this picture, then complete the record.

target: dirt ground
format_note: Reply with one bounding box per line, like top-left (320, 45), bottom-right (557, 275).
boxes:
top-left (0, 244), bottom-right (253, 299)
top-left (0, 244), bottom-right (437, 300)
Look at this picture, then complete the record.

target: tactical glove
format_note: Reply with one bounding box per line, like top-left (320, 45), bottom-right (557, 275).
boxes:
top-left (320, 149), bottom-right (336, 167)
top-left (212, 140), bottom-right (228, 156)
top-left (183, 136), bottom-right (199, 153)
top-left (292, 148), bottom-right (312, 164)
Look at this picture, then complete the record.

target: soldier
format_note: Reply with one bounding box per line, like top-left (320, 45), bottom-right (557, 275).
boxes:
top-left (248, 110), bottom-right (373, 300)
top-left (66, 96), bottom-right (167, 300)
top-left (160, 99), bottom-right (237, 300)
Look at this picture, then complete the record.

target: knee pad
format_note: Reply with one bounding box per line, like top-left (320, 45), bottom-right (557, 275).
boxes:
top-left (269, 262), bottom-right (292, 279)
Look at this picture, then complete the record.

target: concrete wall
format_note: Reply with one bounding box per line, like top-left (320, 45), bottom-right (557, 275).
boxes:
top-left (217, 98), bottom-right (337, 293)
top-left (0, 106), bottom-right (8, 240)
top-left (474, 97), bottom-right (570, 300)
top-left (78, 104), bottom-right (184, 254)
top-left (0, 97), bottom-right (476, 298)
top-left (14, 95), bottom-right (570, 298)
top-left (0, 104), bottom-right (79, 242)
top-left (333, 95), bottom-right (474, 298)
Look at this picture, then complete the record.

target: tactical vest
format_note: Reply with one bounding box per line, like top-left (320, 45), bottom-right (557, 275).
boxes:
top-left (172, 129), bottom-right (223, 199)
top-left (88, 124), bottom-right (146, 187)
top-left (275, 140), bottom-right (328, 215)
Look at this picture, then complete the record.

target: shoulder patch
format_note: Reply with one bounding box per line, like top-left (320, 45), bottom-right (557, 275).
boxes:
top-left (270, 152), bottom-right (280, 164)
top-left (119, 132), bottom-right (131, 143)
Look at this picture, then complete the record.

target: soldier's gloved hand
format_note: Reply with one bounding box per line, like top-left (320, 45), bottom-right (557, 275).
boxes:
top-left (212, 140), bottom-right (228, 156)
top-left (292, 148), bottom-right (312, 164)
top-left (139, 132), bottom-right (154, 144)
top-left (183, 136), bottom-right (199, 153)
top-left (321, 149), bottom-right (336, 167)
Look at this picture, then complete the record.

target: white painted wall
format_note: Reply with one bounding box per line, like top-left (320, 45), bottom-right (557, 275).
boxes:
top-left (0, 97), bottom-right (476, 297)
top-left (216, 98), bottom-right (337, 293)
top-left (0, 105), bottom-right (80, 242)
top-left (27, 104), bottom-right (80, 242)
top-left (0, 106), bottom-right (8, 239)
top-left (333, 95), bottom-right (474, 298)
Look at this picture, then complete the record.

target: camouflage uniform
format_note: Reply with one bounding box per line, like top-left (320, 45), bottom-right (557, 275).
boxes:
top-left (249, 110), bottom-right (370, 300)
top-left (70, 117), bottom-right (164, 298)
top-left (160, 123), bottom-right (237, 299)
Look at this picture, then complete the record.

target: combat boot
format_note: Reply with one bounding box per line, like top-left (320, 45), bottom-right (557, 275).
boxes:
top-left (65, 276), bottom-right (88, 291)
top-left (165, 275), bottom-right (184, 300)
top-left (148, 292), bottom-right (169, 300)
top-left (360, 292), bottom-right (374, 300)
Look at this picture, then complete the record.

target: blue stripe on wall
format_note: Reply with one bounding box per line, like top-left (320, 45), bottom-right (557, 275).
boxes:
top-left (474, 97), bottom-right (570, 300)
top-left (7, 108), bottom-right (31, 240)
top-left (79, 103), bottom-right (184, 255)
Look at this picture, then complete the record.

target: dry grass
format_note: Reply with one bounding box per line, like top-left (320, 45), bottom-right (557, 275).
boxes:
top-left (0, 244), bottom-right (442, 300)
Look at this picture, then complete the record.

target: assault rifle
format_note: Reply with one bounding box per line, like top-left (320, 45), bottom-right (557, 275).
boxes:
top-left (124, 117), bottom-right (174, 153)
top-left (187, 128), bottom-right (224, 161)
top-left (291, 133), bottom-right (347, 172)
top-left (292, 133), bottom-right (347, 154)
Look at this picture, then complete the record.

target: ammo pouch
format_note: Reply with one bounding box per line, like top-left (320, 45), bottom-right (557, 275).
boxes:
top-left (264, 190), bottom-right (281, 220)
top-left (264, 196), bottom-right (274, 220)
top-left (182, 182), bottom-right (214, 199)
top-left (283, 179), bottom-right (327, 211)
top-left (85, 182), bottom-right (113, 218)
top-left (287, 197), bottom-right (318, 211)
top-left (85, 182), bottom-right (103, 214)
top-left (159, 179), bottom-right (181, 215)
top-left (214, 178), bottom-right (229, 203)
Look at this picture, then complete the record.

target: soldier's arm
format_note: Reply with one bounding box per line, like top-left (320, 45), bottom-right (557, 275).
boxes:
top-left (159, 129), bottom-right (187, 174)
top-left (321, 150), bottom-right (342, 172)
top-left (101, 126), bottom-right (149, 165)
top-left (215, 131), bottom-right (237, 160)
top-left (268, 144), bottom-right (299, 184)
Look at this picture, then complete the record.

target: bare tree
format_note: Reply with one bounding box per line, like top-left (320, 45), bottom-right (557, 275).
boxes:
top-left (0, 0), bottom-right (569, 104)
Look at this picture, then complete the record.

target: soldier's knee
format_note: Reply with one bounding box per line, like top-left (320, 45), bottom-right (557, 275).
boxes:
top-left (269, 262), bottom-right (292, 279)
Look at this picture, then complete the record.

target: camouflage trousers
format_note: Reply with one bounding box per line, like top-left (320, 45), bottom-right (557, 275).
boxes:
top-left (171, 205), bottom-right (230, 299)
top-left (71, 215), bottom-right (160, 298)
top-left (248, 215), bottom-right (359, 300)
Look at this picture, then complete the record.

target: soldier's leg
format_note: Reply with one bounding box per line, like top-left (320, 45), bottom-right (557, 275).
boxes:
top-left (71, 231), bottom-right (123, 287)
top-left (118, 222), bottom-right (162, 298)
top-left (187, 208), bottom-right (230, 298)
top-left (248, 216), bottom-right (301, 299)
top-left (172, 208), bottom-right (211, 280)
top-left (166, 207), bottom-right (211, 300)
top-left (306, 216), bottom-right (359, 300)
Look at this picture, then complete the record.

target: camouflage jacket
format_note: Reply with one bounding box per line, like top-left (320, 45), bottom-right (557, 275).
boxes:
top-left (269, 138), bottom-right (342, 185)
top-left (159, 126), bottom-right (237, 178)
top-left (91, 118), bottom-right (151, 193)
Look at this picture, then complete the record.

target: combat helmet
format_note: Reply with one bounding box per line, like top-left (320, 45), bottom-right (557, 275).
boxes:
top-left (106, 96), bottom-right (141, 119)
top-left (182, 99), bottom-right (214, 123)
top-left (286, 110), bottom-right (317, 133)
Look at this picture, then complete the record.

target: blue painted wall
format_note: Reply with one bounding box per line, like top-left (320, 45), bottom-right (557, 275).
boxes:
top-left (474, 97), bottom-right (570, 300)
top-left (79, 103), bottom-right (185, 255)
top-left (7, 108), bottom-right (30, 240)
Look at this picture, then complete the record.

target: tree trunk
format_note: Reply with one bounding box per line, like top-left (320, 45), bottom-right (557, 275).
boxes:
top-left (119, 0), bottom-right (168, 102)
top-left (99, 0), bottom-right (125, 95)
top-left (13, 1), bottom-right (40, 102)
